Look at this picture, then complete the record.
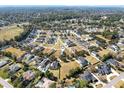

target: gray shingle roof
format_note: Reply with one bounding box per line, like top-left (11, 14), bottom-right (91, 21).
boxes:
top-left (98, 64), bottom-right (112, 75)
top-left (81, 71), bottom-right (97, 83)
top-left (78, 57), bottom-right (88, 67)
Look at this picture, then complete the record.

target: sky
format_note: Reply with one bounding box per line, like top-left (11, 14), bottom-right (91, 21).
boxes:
top-left (0, 0), bottom-right (124, 6)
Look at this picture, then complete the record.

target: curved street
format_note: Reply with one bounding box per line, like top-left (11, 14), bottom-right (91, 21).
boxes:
top-left (103, 72), bottom-right (124, 88)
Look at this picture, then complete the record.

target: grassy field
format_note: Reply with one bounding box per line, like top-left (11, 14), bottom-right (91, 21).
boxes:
top-left (50, 61), bottom-right (80, 80)
top-left (0, 24), bottom-right (24, 41)
top-left (5, 47), bottom-right (25, 58)
top-left (53, 50), bottom-right (61, 58)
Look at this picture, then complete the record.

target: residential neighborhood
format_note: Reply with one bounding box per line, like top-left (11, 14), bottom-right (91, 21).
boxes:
top-left (0, 6), bottom-right (124, 88)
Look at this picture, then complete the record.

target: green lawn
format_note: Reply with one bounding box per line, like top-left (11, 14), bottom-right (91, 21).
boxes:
top-left (0, 84), bottom-right (3, 88)
top-left (0, 70), bottom-right (9, 79)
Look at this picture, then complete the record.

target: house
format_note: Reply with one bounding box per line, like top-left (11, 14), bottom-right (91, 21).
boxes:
top-left (91, 51), bottom-right (98, 57)
top-left (96, 40), bottom-right (102, 46)
top-left (22, 53), bottom-right (35, 64)
top-left (118, 30), bottom-right (124, 38)
top-left (0, 57), bottom-right (11, 68)
top-left (0, 20), bottom-right (10, 27)
top-left (105, 59), bottom-right (119, 67)
top-left (98, 64), bottom-right (112, 75)
top-left (77, 57), bottom-right (89, 67)
top-left (91, 51), bottom-right (101, 60)
top-left (23, 70), bottom-right (35, 81)
top-left (38, 58), bottom-right (51, 72)
top-left (117, 39), bottom-right (124, 50)
top-left (0, 61), bottom-right (8, 68)
top-left (47, 37), bottom-right (57, 44)
top-left (28, 43), bottom-right (38, 49)
top-left (65, 40), bottom-right (76, 47)
top-left (81, 41), bottom-right (90, 49)
top-left (109, 44), bottom-right (120, 53)
top-left (35, 77), bottom-right (54, 88)
top-left (32, 46), bottom-right (45, 53)
top-left (84, 35), bottom-right (93, 41)
top-left (50, 61), bottom-right (60, 70)
top-left (80, 71), bottom-right (98, 83)
top-left (36, 36), bottom-right (46, 43)
top-left (9, 64), bottom-right (21, 73)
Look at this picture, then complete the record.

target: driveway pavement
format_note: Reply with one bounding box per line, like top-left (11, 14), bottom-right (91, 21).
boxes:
top-left (103, 72), bottom-right (124, 88)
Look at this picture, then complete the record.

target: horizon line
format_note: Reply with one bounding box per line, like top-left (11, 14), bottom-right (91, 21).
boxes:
top-left (0, 5), bottom-right (124, 7)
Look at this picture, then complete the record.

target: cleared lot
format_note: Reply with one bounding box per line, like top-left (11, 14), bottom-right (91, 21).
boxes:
top-left (0, 25), bottom-right (24, 41)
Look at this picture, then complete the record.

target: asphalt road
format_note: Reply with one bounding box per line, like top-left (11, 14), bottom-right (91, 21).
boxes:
top-left (0, 77), bottom-right (13, 88)
top-left (103, 72), bottom-right (124, 88)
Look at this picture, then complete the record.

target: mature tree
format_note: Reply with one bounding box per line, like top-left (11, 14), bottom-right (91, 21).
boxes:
top-left (74, 79), bottom-right (88, 88)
